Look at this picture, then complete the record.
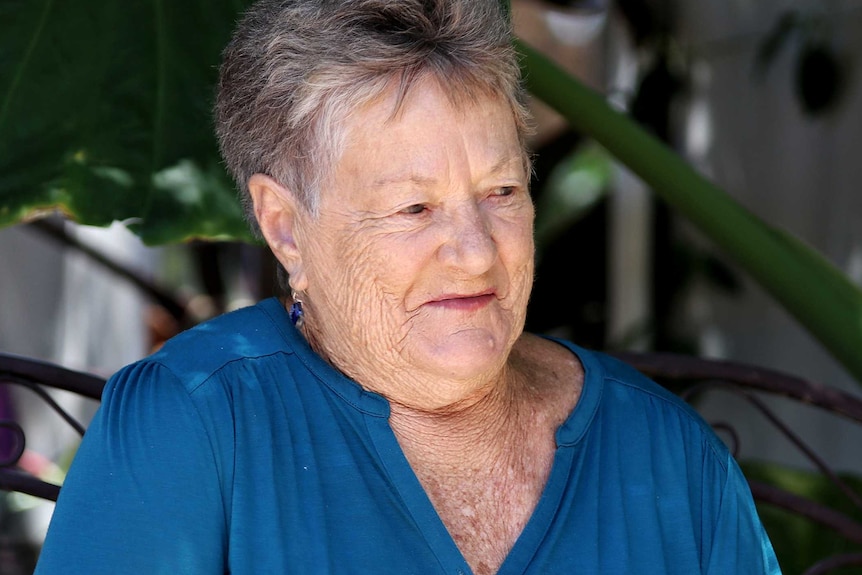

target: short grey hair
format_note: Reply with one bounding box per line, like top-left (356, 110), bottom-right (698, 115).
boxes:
top-left (215, 0), bottom-right (533, 236)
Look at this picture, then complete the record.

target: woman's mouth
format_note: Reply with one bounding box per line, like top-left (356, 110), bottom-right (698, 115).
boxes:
top-left (427, 292), bottom-right (495, 312)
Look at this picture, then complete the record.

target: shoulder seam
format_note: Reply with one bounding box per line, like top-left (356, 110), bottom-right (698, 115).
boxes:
top-left (606, 374), bottom-right (731, 473)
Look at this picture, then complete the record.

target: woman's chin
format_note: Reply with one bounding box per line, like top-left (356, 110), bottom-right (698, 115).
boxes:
top-left (412, 328), bottom-right (511, 381)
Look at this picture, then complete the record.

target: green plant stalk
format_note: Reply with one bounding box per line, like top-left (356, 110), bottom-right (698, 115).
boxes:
top-left (516, 39), bottom-right (862, 384)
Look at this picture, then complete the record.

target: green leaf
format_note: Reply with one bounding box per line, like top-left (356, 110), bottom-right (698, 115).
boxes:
top-left (142, 159), bottom-right (255, 244)
top-left (0, 0), bottom-right (254, 244)
top-left (517, 38), bottom-right (862, 385)
top-left (534, 141), bottom-right (612, 251)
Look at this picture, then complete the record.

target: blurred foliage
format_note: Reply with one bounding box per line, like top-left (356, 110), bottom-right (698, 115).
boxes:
top-left (517, 30), bottom-right (862, 385)
top-left (534, 140), bottom-right (613, 253)
top-left (0, 0), bottom-right (254, 244)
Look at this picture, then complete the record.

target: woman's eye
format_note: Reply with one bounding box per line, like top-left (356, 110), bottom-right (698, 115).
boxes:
top-left (400, 203), bottom-right (427, 215)
top-left (495, 186), bottom-right (517, 197)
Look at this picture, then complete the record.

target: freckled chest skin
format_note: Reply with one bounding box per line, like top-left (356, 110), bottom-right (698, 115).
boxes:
top-left (293, 81), bottom-right (535, 412)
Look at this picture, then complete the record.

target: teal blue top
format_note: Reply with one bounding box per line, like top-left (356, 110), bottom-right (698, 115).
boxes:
top-left (35, 297), bottom-right (781, 574)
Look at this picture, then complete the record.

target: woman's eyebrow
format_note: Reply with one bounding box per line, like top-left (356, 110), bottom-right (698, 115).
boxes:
top-left (371, 172), bottom-right (436, 190)
top-left (370, 150), bottom-right (522, 191)
top-left (488, 151), bottom-right (526, 177)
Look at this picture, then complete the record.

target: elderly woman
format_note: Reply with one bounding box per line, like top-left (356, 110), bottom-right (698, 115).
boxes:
top-left (35, 0), bottom-right (780, 574)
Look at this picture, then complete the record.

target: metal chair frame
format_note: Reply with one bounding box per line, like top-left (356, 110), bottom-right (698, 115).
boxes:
top-left (0, 353), bottom-right (104, 501)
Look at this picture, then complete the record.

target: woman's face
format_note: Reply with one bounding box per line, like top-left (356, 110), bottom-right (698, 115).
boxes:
top-left (291, 79), bottom-right (534, 408)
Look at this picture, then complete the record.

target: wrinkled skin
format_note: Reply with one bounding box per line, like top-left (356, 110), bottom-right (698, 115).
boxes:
top-left (250, 77), bottom-right (535, 413)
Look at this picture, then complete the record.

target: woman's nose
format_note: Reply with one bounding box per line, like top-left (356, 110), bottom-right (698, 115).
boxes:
top-left (437, 206), bottom-right (497, 274)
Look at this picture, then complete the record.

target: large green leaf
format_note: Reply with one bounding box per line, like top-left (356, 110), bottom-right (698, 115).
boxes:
top-left (516, 39), bottom-right (862, 384)
top-left (0, 0), bottom-right (254, 244)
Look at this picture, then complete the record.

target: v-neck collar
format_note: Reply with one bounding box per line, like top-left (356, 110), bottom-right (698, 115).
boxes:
top-left (259, 297), bottom-right (606, 574)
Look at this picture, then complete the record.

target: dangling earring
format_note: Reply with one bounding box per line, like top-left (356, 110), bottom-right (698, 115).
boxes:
top-left (289, 290), bottom-right (305, 328)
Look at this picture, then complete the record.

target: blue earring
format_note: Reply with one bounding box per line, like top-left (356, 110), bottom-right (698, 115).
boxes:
top-left (289, 290), bottom-right (304, 328)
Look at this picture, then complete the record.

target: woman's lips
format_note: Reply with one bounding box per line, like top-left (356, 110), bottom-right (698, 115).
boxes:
top-left (426, 292), bottom-right (495, 312)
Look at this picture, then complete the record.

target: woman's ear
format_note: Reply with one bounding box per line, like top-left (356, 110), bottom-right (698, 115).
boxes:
top-left (247, 174), bottom-right (308, 291)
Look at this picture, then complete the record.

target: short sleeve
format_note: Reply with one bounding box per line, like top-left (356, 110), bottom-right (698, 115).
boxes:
top-left (34, 361), bottom-right (228, 575)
